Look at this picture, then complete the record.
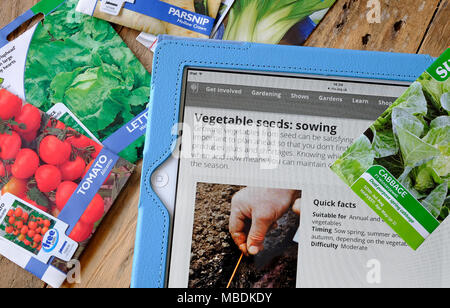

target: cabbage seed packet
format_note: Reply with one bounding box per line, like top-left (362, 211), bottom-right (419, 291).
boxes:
top-left (331, 49), bottom-right (450, 250)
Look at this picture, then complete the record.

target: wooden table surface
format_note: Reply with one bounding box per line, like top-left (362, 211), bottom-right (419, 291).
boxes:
top-left (0, 0), bottom-right (448, 288)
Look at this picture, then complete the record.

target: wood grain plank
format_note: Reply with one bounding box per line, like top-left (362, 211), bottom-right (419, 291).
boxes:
top-left (0, 0), bottom-right (39, 28)
top-left (305, 0), bottom-right (441, 53)
top-left (418, 0), bottom-right (450, 57)
top-left (0, 256), bottom-right (45, 288)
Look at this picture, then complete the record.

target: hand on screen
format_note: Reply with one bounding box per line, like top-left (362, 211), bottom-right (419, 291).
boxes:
top-left (229, 188), bottom-right (300, 256)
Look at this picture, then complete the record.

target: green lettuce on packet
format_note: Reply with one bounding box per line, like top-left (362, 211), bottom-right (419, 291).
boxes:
top-left (0, 0), bottom-right (150, 163)
top-left (331, 49), bottom-right (450, 250)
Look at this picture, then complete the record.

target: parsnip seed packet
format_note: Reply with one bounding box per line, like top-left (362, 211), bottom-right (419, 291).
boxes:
top-left (331, 49), bottom-right (450, 250)
top-left (76, 0), bottom-right (222, 38)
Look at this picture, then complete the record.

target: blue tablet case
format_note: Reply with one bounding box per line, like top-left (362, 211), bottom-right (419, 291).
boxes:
top-left (131, 35), bottom-right (435, 288)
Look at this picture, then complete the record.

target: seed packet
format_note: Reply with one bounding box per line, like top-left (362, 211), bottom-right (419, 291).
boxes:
top-left (331, 49), bottom-right (450, 250)
top-left (0, 88), bottom-right (135, 287)
top-left (214, 0), bottom-right (336, 45)
top-left (0, 0), bottom-right (150, 164)
top-left (76, 0), bottom-right (221, 38)
top-left (209, 0), bottom-right (234, 37)
top-left (136, 0), bottom-right (234, 52)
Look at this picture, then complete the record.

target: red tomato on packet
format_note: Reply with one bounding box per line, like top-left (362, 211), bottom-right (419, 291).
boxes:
top-left (69, 221), bottom-right (94, 243)
top-left (0, 89), bottom-right (22, 120)
top-left (0, 131), bottom-right (22, 160)
top-left (13, 104), bottom-right (41, 134)
top-left (39, 135), bottom-right (72, 166)
top-left (11, 149), bottom-right (40, 179)
top-left (0, 88), bottom-right (126, 252)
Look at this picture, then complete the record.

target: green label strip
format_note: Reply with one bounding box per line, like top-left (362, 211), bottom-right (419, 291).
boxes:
top-left (426, 48), bottom-right (450, 82)
top-left (351, 166), bottom-right (440, 250)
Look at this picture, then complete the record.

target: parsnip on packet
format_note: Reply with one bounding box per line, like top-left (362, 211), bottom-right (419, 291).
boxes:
top-left (76, 0), bottom-right (222, 38)
top-left (331, 49), bottom-right (450, 250)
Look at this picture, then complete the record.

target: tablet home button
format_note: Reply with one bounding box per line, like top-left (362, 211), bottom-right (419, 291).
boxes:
top-left (151, 172), bottom-right (169, 188)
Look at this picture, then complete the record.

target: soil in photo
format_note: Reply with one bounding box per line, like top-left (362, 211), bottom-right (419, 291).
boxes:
top-left (188, 183), bottom-right (299, 288)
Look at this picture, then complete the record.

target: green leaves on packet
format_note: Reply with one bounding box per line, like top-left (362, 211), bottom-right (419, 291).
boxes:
top-left (194, 0), bottom-right (210, 16)
top-left (24, 0), bottom-right (150, 162)
top-left (223, 0), bottom-right (336, 44)
top-left (331, 74), bottom-right (450, 222)
top-left (331, 135), bottom-right (375, 187)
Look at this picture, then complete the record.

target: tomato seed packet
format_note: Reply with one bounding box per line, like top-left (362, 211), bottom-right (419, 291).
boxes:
top-left (0, 0), bottom-right (150, 164)
top-left (331, 49), bottom-right (450, 250)
top-left (0, 88), bottom-right (135, 287)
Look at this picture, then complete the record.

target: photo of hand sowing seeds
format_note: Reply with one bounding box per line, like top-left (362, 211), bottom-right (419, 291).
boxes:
top-left (189, 183), bottom-right (301, 288)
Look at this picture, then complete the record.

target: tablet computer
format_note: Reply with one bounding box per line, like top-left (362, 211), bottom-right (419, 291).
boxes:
top-left (132, 36), bottom-right (435, 288)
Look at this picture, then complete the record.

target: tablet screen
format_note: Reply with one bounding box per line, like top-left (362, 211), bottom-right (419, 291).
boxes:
top-left (168, 69), bottom-right (409, 288)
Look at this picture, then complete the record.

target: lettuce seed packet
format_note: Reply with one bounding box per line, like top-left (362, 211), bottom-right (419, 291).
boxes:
top-left (0, 0), bottom-right (151, 163)
top-left (331, 48), bottom-right (450, 250)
